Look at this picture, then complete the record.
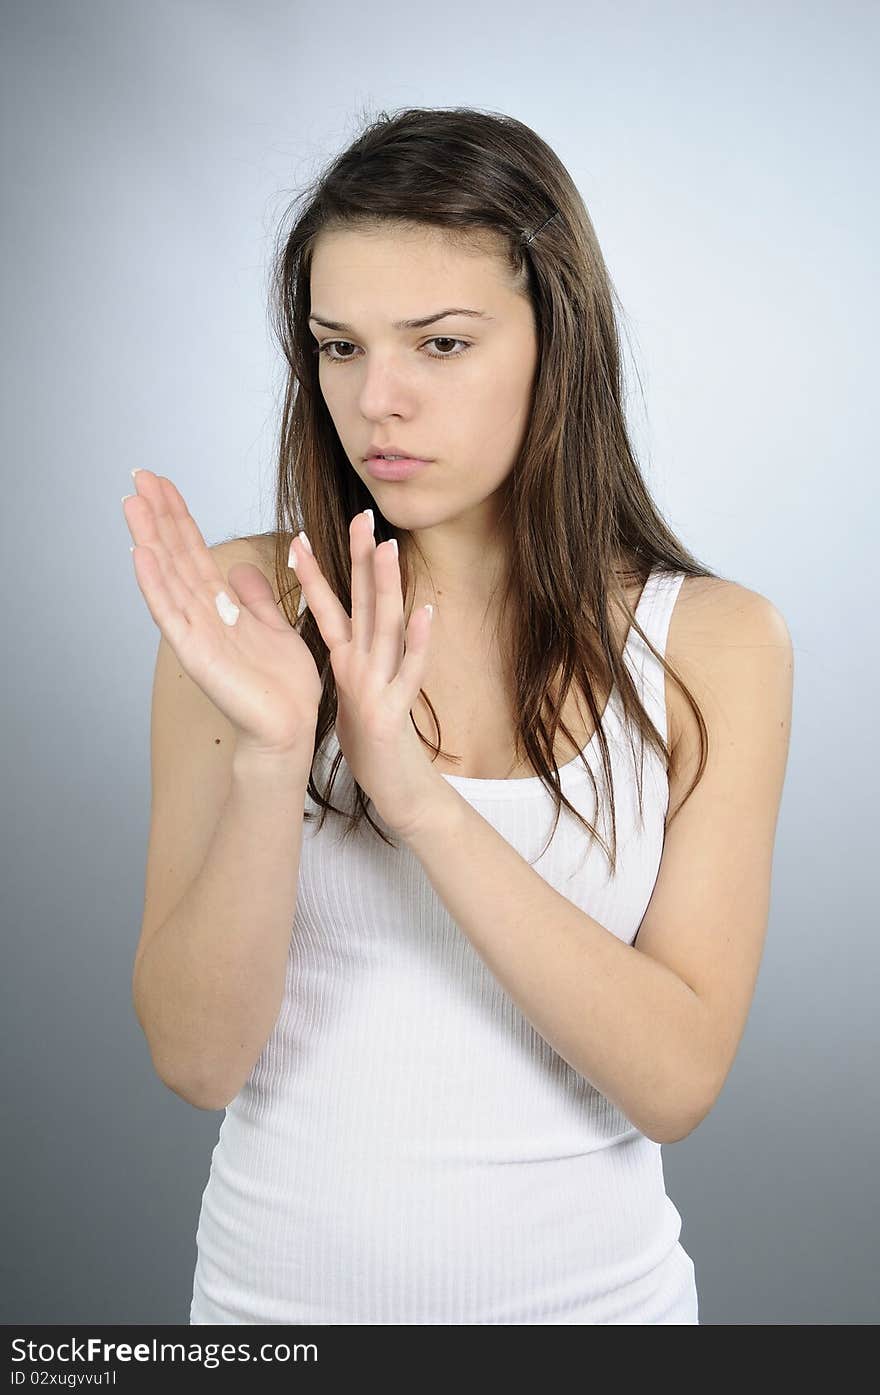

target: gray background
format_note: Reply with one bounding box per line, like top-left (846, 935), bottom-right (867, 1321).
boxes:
top-left (2, 0), bottom-right (876, 1325)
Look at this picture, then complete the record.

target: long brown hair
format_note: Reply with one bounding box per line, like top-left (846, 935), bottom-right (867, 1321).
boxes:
top-left (261, 105), bottom-right (720, 872)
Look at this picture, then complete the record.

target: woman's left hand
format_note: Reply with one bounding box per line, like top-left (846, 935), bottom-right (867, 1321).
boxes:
top-left (288, 510), bottom-right (445, 839)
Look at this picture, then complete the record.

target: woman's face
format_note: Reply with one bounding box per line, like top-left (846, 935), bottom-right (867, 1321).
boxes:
top-left (308, 224), bottom-right (539, 542)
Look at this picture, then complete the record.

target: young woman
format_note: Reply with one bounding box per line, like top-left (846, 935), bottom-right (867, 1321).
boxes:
top-left (125, 108), bottom-right (793, 1325)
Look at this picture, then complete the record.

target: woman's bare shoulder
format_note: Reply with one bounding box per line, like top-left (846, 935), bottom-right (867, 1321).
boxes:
top-left (670, 572), bottom-right (785, 647)
top-left (667, 572), bottom-right (790, 755)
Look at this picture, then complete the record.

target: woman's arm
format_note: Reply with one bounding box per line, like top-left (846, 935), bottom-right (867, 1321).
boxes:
top-left (398, 583), bottom-right (794, 1145)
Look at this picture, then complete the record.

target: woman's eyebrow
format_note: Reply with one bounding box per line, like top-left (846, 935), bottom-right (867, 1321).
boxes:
top-left (307, 307), bottom-right (495, 332)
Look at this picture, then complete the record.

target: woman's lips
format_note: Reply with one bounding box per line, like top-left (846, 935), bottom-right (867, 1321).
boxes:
top-left (365, 456), bottom-right (431, 481)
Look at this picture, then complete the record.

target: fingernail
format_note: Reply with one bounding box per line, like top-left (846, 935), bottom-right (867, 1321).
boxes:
top-left (287, 540), bottom-right (298, 572)
top-left (122, 495), bottom-right (134, 504)
top-left (131, 469), bottom-right (143, 480)
top-left (298, 530), bottom-right (312, 555)
top-left (389, 538), bottom-right (398, 557)
top-left (363, 508), bottom-right (374, 534)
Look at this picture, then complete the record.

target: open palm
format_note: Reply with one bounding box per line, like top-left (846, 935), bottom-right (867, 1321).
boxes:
top-left (123, 470), bottom-right (322, 757)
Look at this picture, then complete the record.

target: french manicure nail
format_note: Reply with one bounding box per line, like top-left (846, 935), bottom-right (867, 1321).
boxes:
top-left (131, 469), bottom-right (143, 480)
top-left (364, 508), bottom-right (374, 533)
top-left (389, 538), bottom-right (398, 557)
top-left (287, 540), bottom-right (298, 572)
top-left (298, 530), bottom-right (312, 555)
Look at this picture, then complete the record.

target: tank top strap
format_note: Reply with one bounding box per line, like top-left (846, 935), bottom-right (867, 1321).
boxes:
top-left (622, 565), bottom-right (687, 746)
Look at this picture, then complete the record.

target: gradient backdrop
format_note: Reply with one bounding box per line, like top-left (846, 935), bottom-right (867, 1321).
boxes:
top-left (1, 0), bottom-right (876, 1325)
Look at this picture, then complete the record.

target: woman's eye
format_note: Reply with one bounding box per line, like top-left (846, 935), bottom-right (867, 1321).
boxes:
top-left (316, 337), bottom-right (473, 365)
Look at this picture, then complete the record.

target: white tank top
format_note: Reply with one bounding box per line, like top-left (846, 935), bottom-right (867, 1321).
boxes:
top-left (190, 564), bottom-right (699, 1324)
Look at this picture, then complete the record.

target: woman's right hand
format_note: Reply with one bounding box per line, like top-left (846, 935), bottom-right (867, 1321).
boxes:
top-left (123, 470), bottom-right (323, 760)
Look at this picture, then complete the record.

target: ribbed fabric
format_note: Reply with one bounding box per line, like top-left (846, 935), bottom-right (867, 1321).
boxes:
top-left (189, 565), bottom-right (698, 1324)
